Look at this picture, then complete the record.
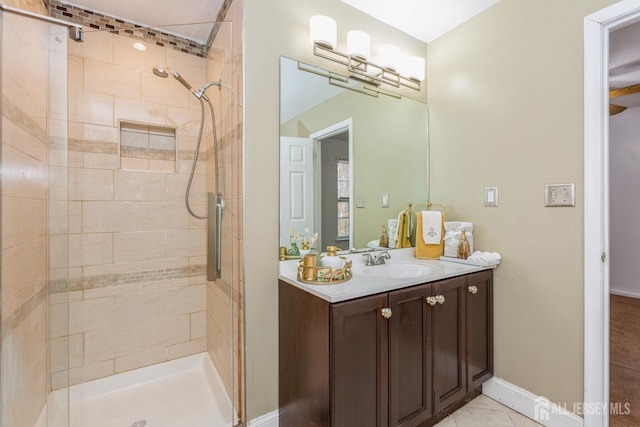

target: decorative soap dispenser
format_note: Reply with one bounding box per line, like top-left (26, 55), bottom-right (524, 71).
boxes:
top-left (320, 246), bottom-right (344, 270)
top-left (379, 225), bottom-right (389, 248)
top-left (457, 229), bottom-right (471, 259)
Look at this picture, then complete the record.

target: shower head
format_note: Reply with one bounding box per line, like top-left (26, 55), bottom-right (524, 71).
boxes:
top-left (152, 66), bottom-right (169, 78)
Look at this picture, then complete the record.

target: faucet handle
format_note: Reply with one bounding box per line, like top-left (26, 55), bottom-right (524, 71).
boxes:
top-left (362, 253), bottom-right (373, 266)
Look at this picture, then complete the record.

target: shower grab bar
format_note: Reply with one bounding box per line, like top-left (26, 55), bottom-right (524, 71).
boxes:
top-left (207, 193), bottom-right (224, 280)
top-left (0, 4), bottom-right (83, 41)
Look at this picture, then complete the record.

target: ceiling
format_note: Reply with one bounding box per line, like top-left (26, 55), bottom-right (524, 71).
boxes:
top-left (64, 0), bottom-right (224, 44)
top-left (340, 0), bottom-right (501, 43)
top-left (610, 20), bottom-right (640, 110)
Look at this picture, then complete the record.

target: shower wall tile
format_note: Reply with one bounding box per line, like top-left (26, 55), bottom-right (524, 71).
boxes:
top-left (69, 168), bottom-right (114, 201)
top-left (61, 30), bottom-right (210, 387)
top-left (114, 98), bottom-right (167, 126)
top-left (166, 229), bottom-right (206, 258)
top-left (142, 314), bottom-right (190, 348)
top-left (114, 231), bottom-right (166, 263)
top-left (68, 30), bottom-right (114, 64)
top-left (114, 170), bottom-right (166, 201)
top-left (69, 359), bottom-right (115, 385)
top-left (141, 72), bottom-right (190, 109)
top-left (69, 233), bottom-right (113, 267)
top-left (167, 338), bottom-right (207, 361)
top-left (68, 90), bottom-right (114, 127)
top-left (115, 348), bottom-right (168, 374)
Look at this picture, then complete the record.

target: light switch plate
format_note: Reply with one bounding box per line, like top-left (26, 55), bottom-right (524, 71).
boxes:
top-left (484, 187), bottom-right (499, 207)
top-left (382, 193), bottom-right (389, 208)
top-left (356, 196), bottom-right (365, 208)
top-left (545, 183), bottom-right (575, 207)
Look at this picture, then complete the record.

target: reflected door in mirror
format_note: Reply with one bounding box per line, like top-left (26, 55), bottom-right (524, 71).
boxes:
top-left (280, 137), bottom-right (314, 247)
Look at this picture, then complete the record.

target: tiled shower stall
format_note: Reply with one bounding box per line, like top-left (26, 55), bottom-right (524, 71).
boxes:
top-left (0, 0), bottom-right (244, 425)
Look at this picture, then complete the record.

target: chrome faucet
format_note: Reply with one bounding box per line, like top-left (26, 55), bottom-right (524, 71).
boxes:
top-left (363, 251), bottom-right (391, 266)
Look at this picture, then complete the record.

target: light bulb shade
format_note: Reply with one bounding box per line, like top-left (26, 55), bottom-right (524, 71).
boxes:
top-left (401, 56), bottom-right (426, 81)
top-left (347, 30), bottom-right (371, 60)
top-left (378, 44), bottom-right (402, 70)
top-left (310, 15), bottom-right (337, 49)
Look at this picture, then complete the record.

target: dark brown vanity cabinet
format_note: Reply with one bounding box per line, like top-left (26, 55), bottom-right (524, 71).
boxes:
top-left (279, 269), bottom-right (493, 427)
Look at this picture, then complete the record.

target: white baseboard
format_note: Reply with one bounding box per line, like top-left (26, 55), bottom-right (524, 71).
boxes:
top-left (248, 378), bottom-right (584, 427)
top-left (483, 377), bottom-right (584, 427)
top-left (610, 288), bottom-right (640, 299)
top-left (248, 410), bottom-right (279, 427)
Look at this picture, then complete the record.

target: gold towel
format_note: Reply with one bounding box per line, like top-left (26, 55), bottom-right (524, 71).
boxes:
top-left (414, 212), bottom-right (445, 259)
top-left (396, 211), bottom-right (412, 248)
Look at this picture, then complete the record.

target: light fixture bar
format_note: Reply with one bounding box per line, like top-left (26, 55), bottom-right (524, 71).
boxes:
top-left (297, 62), bottom-right (402, 100)
top-left (313, 42), bottom-right (421, 92)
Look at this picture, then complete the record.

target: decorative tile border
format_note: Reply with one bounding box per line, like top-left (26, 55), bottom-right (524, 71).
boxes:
top-left (48, 0), bottom-right (208, 58)
top-left (50, 264), bottom-right (206, 294)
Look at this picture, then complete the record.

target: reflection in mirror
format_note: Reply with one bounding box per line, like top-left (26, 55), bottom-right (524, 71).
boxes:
top-left (279, 56), bottom-right (429, 253)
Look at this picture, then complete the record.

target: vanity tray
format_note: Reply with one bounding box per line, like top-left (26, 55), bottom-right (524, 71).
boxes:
top-left (296, 257), bottom-right (352, 285)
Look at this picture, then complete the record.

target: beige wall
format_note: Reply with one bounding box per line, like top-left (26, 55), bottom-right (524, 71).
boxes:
top-left (50, 29), bottom-right (210, 387)
top-left (2, 0), bottom-right (47, 14)
top-left (281, 88), bottom-right (428, 248)
top-left (244, 0), bottom-right (427, 419)
top-left (427, 0), bottom-right (616, 408)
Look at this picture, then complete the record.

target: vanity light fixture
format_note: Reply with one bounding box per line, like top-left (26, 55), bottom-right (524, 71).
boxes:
top-left (310, 15), bottom-right (424, 92)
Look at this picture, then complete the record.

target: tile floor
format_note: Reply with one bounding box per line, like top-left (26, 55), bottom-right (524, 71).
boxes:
top-left (434, 395), bottom-right (542, 427)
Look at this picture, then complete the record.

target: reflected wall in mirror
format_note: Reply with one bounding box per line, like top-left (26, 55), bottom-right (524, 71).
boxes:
top-left (279, 56), bottom-right (429, 252)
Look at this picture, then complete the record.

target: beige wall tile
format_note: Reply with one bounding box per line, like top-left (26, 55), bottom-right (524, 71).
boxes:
top-left (2, 198), bottom-right (46, 250)
top-left (167, 173), bottom-right (205, 202)
top-left (142, 315), bottom-right (190, 348)
top-left (68, 55), bottom-right (84, 92)
top-left (166, 229), bottom-right (205, 258)
top-left (191, 311), bottom-right (206, 340)
top-left (84, 59), bottom-right (141, 99)
top-left (167, 107), bottom-right (203, 138)
top-left (69, 233), bottom-right (113, 267)
top-left (84, 327), bottom-right (142, 364)
top-left (84, 153), bottom-right (119, 169)
top-left (114, 98), bottom-right (167, 126)
top-left (69, 359), bottom-right (115, 386)
top-left (166, 285), bottom-right (206, 316)
top-left (69, 297), bottom-right (114, 334)
top-left (149, 159), bottom-right (176, 173)
top-left (115, 348), bottom-right (167, 374)
top-left (141, 71), bottom-right (190, 109)
top-left (68, 30), bottom-right (114, 63)
top-left (121, 157), bottom-right (150, 171)
top-left (114, 231), bottom-right (166, 263)
top-left (167, 338), bottom-right (207, 361)
top-left (84, 123), bottom-right (118, 143)
top-left (140, 277), bottom-right (189, 293)
top-left (2, 144), bottom-right (46, 199)
top-left (114, 170), bottom-right (166, 201)
top-left (69, 167), bottom-right (114, 201)
top-left (83, 283), bottom-right (141, 300)
top-left (114, 291), bottom-right (166, 326)
top-left (139, 202), bottom-right (189, 232)
top-left (68, 90), bottom-right (114, 127)
top-left (82, 201), bottom-right (140, 233)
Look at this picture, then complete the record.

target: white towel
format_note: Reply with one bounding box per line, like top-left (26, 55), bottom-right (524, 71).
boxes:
top-left (421, 211), bottom-right (442, 244)
top-left (467, 251), bottom-right (502, 264)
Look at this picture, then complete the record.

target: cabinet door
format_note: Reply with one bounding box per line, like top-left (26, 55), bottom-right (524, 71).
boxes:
top-left (432, 276), bottom-right (467, 413)
top-left (331, 294), bottom-right (390, 427)
top-left (466, 270), bottom-right (494, 391)
top-left (389, 284), bottom-right (433, 427)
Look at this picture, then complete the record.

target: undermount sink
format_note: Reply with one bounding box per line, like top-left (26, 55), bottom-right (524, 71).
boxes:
top-left (355, 263), bottom-right (434, 279)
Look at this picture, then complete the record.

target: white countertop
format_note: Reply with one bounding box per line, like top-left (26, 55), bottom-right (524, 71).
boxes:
top-left (279, 248), bottom-right (493, 303)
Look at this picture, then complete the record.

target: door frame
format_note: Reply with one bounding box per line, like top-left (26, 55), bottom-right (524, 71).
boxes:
top-left (309, 118), bottom-right (354, 250)
top-left (584, 2), bottom-right (640, 426)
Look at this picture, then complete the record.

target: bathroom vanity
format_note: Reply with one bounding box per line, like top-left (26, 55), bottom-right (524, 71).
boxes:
top-left (278, 252), bottom-right (493, 427)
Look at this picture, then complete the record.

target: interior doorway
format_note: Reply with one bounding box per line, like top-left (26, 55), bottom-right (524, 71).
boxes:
top-left (584, 2), bottom-right (640, 426)
top-left (310, 119), bottom-right (354, 252)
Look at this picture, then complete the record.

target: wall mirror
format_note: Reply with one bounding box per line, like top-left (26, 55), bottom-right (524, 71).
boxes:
top-left (279, 56), bottom-right (429, 253)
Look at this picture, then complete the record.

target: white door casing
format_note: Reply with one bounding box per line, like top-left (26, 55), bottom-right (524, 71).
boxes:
top-left (584, 2), bottom-right (640, 426)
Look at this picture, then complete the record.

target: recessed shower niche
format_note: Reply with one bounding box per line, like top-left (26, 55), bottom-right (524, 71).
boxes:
top-left (119, 121), bottom-right (177, 172)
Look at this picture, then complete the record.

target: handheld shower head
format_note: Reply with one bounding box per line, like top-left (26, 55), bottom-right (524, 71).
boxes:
top-left (152, 66), bottom-right (169, 78)
top-left (172, 71), bottom-right (194, 92)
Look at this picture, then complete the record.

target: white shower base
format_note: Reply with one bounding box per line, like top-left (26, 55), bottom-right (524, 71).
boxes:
top-left (67, 353), bottom-right (234, 427)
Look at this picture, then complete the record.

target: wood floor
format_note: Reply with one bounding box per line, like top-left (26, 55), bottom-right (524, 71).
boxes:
top-left (610, 294), bottom-right (640, 427)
